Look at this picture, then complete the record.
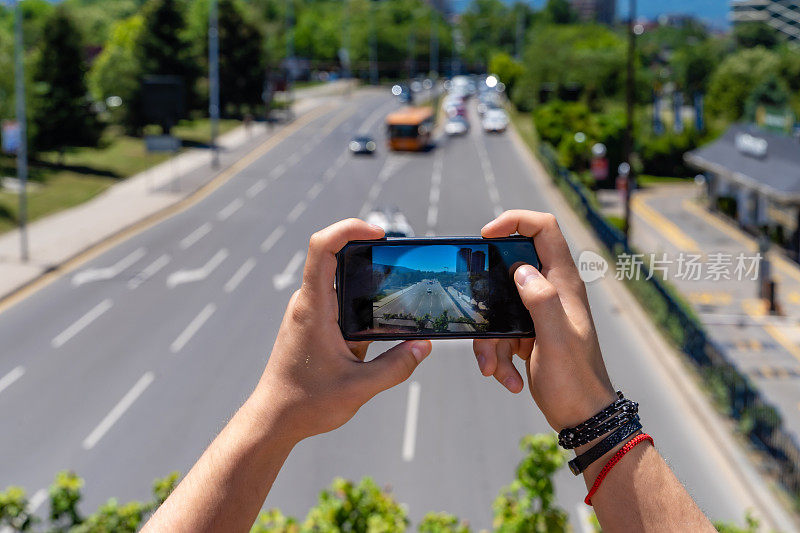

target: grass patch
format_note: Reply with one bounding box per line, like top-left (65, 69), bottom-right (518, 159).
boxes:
top-left (637, 174), bottom-right (693, 187)
top-left (0, 118), bottom-right (240, 235)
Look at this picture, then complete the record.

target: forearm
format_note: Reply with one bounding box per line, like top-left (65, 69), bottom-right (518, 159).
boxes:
top-left (143, 392), bottom-right (297, 532)
top-left (583, 439), bottom-right (714, 532)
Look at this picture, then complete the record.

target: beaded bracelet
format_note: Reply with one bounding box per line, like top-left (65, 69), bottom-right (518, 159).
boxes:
top-left (558, 391), bottom-right (639, 449)
top-left (584, 433), bottom-right (654, 506)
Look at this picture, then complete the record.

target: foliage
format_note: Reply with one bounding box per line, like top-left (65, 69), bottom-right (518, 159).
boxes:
top-left (251, 509), bottom-right (300, 533)
top-left (492, 434), bottom-right (569, 533)
top-left (637, 128), bottom-right (703, 178)
top-left (301, 477), bottom-right (408, 532)
top-left (488, 52), bottom-right (524, 96)
top-left (744, 74), bottom-right (791, 121)
top-left (713, 511), bottom-right (759, 533)
top-left (459, 0), bottom-right (534, 67)
top-left (0, 470), bottom-right (178, 532)
top-left (418, 511), bottom-right (471, 533)
top-left (706, 47), bottom-right (781, 120)
top-left (433, 310), bottom-right (450, 332)
top-left (31, 5), bottom-right (101, 153)
top-left (734, 22), bottom-right (779, 50)
top-left (669, 40), bottom-right (725, 94)
top-left (542, 0), bottom-right (576, 25)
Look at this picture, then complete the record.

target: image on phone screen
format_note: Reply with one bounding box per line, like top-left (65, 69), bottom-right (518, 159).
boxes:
top-left (337, 238), bottom-right (538, 340)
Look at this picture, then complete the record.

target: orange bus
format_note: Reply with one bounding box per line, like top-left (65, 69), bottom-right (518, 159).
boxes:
top-left (385, 106), bottom-right (434, 151)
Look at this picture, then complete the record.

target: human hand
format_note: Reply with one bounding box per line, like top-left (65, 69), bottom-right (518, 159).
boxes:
top-left (473, 210), bottom-right (616, 431)
top-left (249, 219), bottom-right (432, 444)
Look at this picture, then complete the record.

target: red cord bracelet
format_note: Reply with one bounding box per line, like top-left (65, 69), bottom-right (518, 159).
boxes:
top-left (584, 433), bottom-right (654, 506)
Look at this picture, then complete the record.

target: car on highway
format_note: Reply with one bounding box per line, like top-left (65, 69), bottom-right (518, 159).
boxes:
top-left (445, 117), bottom-right (470, 136)
top-left (427, 288), bottom-right (432, 293)
top-left (349, 135), bottom-right (377, 155)
top-left (365, 208), bottom-right (415, 237)
top-left (481, 109), bottom-right (508, 133)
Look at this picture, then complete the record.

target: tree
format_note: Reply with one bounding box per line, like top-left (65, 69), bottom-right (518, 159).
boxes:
top-left (543, 0), bottom-right (576, 25)
top-left (707, 47), bottom-right (781, 120)
top-left (734, 22), bottom-right (779, 49)
top-left (488, 51), bottom-right (524, 95)
top-left (31, 5), bottom-right (101, 154)
top-left (745, 74), bottom-right (791, 120)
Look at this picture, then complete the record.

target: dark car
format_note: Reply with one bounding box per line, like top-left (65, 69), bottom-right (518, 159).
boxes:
top-left (349, 136), bottom-right (377, 155)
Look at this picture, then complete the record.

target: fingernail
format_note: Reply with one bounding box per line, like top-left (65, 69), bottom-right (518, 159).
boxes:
top-left (514, 264), bottom-right (539, 287)
top-left (369, 224), bottom-right (384, 232)
top-left (477, 354), bottom-right (486, 371)
top-left (411, 342), bottom-right (428, 363)
top-left (504, 376), bottom-right (521, 392)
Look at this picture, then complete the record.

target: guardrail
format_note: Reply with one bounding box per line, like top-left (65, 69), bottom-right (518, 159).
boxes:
top-left (535, 141), bottom-right (800, 502)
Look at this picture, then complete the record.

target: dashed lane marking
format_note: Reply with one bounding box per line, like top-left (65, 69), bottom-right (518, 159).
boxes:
top-left (51, 299), bottom-right (113, 349)
top-left (82, 371), bottom-right (154, 450)
top-left (170, 304), bottom-right (216, 353)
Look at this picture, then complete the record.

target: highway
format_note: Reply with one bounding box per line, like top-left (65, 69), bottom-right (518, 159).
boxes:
top-left (375, 280), bottom-right (479, 332)
top-left (0, 88), bottom-right (782, 530)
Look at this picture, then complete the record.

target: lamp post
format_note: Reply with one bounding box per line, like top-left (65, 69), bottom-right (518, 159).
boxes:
top-left (622, 0), bottom-right (637, 241)
top-left (14, 0), bottom-right (29, 262)
top-left (209, 0), bottom-right (220, 168)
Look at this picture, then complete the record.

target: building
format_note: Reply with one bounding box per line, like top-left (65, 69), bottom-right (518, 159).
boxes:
top-left (456, 248), bottom-right (472, 273)
top-left (730, 0), bottom-right (800, 43)
top-left (470, 251), bottom-right (486, 273)
top-left (685, 123), bottom-right (800, 258)
top-left (569, 0), bottom-right (616, 25)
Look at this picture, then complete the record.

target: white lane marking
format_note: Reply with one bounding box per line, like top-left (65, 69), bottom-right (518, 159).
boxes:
top-left (426, 150), bottom-right (444, 236)
top-left (128, 254), bottom-right (171, 290)
top-left (0, 366), bottom-right (25, 395)
top-left (323, 151), bottom-right (349, 183)
top-left (273, 251), bottom-right (305, 291)
top-left (401, 381), bottom-right (421, 462)
top-left (170, 304), bottom-right (216, 353)
top-left (269, 163), bottom-right (287, 180)
top-left (287, 201), bottom-right (307, 223)
top-left (575, 503), bottom-right (594, 533)
top-left (474, 134), bottom-right (503, 217)
top-left (224, 258), bottom-right (256, 293)
top-left (287, 153), bottom-right (301, 166)
top-left (28, 488), bottom-right (47, 513)
top-left (246, 178), bottom-right (267, 198)
top-left (217, 198), bottom-right (244, 221)
top-left (82, 372), bottom-right (154, 450)
top-left (307, 182), bottom-right (324, 201)
top-left (166, 249), bottom-right (228, 288)
top-left (358, 99), bottom-right (397, 134)
top-left (51, 299), bottom-right (113, 348)
top-left (358, 155), bottom-right (407, 219)
top-left (71, 248), bottom-right (146, 286)
top-left (261, 226), bottom-right (286, 253)
top-left (180, 223), bottom-right (212, 250)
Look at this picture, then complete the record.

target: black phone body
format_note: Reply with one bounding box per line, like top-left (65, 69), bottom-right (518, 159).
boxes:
top-left (336, 236), bottom-right (539, 341)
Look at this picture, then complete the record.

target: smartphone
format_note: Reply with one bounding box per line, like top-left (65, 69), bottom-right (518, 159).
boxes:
top-left (336, 236), bottom-right (539, 341)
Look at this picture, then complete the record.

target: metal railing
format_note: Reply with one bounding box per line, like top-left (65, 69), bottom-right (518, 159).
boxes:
top-left (536, 141), bottom-right (800, 502)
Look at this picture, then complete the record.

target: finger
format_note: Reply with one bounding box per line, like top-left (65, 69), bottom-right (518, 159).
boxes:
top-left (492, 339), bottom-right (524, 393)
top-left (347, 340), bottom-right (372, 361)
top-left (517, 338), bottom-right (535, 361)
top-left (360, 340), bottom-right (432, 395)
top-left (473, 339), bottom-right (498, 376)
top-left (514, 264), bottom-right (570, 332)
top-left (303, 218), bottom-right (384, 297)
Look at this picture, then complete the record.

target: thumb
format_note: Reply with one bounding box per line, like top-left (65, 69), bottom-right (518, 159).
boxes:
top-left (361, 340), bottom-right (432, 395)
top-left (514, 264), bottom-right (569, 328)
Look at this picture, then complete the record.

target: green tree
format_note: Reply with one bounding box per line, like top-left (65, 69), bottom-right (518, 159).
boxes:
top-left (488, 51), bottom-right (524, 95)
top-left (707, 47), bottom-right (781, 120)
top-left (88, 15), bottom-right (145, 128)
top-left (543, 0), bottom-right (576, 25)
top-left (734, 21), bottom-right (779, 49)
top-left (302, 477), bottom-right (408, 532)
top-left (418, 511), bottom-right (471, 532)
top-left (31, 5), bottom-right (101, 154)
top-left (492, 434), bottom-right (569, 532)
top-left (433, 310), bottom-right (449, 332)
top-left (745, 73), bottom-right (791, 120)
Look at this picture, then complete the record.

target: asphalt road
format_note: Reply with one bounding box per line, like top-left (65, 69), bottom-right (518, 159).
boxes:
top-left (376, 281), bottom-right (467, 321)
top-left (0, 88), bottom-right (776, 530)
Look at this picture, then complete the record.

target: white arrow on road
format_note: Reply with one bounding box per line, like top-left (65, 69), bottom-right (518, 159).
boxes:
top-left (166, 249), bottom-right (228, 288)
top-left (71, 248), bottom-right (146, 286)
top-left (273, 251), bottom-right (305, 291)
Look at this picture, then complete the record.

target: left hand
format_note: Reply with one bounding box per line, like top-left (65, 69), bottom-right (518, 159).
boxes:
top-left (249, 219), bottom-right (432, 444)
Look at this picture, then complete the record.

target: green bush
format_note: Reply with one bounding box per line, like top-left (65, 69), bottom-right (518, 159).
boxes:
top-left (418, 512), bottom-right (471, 533)
top-left (636, 128), bottom-right (703, 178)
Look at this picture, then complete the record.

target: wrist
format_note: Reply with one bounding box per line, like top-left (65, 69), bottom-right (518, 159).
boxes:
top-left (240, 389), bottom-right (302, 451)
top-left (554, 385), bottom-right (618, 431)
top-left (578, 429), bottom-right (642, 488)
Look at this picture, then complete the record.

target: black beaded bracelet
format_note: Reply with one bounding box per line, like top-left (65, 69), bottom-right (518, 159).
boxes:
top-left (568, 415), bottom-right (643, 475)
top-left (558, 391), bottom-right (639, 449)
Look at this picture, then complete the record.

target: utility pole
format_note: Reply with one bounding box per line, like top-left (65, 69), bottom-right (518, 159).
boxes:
top-left (209, 0), bottom-right (220, 168)
top-left (14, 1), bottom-right (28, 262)
top-left (369, 0), bottom-right (378, 85)
top-left (622, 0), bottom-right (636, 241)
top-left (430, 13), bottom-right (439, 78)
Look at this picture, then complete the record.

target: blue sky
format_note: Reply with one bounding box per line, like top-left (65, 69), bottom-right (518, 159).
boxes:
top-left (374, 244), bottom-right (488, 272)
top-left (452, 0), bottom-right (729, 28)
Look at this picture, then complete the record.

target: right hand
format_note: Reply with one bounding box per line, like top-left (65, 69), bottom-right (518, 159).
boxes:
top-left (473, 210), bottom-right (617, 431)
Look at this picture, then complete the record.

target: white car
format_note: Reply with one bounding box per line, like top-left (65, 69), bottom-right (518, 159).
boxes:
top-left (445, 117), bottom-right (469, 136)
top-left (482, 109), bottom-right (508, 133)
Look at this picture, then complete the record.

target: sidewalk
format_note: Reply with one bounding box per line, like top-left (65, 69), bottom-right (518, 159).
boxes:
top-left (0, 81), bottom-right (356, 302)
top-left (630, 184), bottom-right (800, 448)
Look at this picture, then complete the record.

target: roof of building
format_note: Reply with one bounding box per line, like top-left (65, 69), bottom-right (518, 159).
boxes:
top-left (685, 123), bottom-right (800, 202)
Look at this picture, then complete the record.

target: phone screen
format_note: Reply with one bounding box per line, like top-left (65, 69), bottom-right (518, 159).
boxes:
top-left (337, 237), bottom-right (538, 340)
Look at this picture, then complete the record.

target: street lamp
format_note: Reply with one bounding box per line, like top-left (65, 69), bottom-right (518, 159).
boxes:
top-left (14, 0), bottom-right (29, 262)
top-left (622, 0), bottom-right (637, 241)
